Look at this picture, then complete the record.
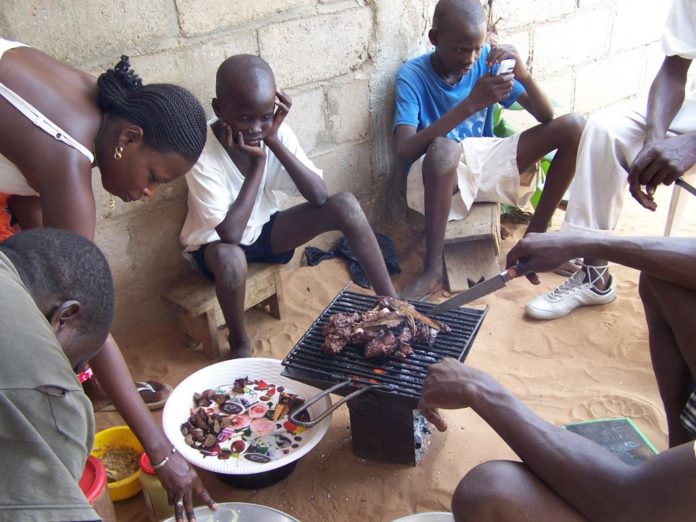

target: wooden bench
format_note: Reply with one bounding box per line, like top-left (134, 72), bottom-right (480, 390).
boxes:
top-left (164, 263), bottom-right (285, 359)
top-left (443, 202), bottom-right (501, 293)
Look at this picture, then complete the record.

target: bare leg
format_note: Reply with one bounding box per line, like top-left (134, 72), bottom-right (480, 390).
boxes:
top-left (203, 242), bottom-right (251, 359)
top-left (453, 461), bottom-right (586, 521)
top-left (269, 192), bottom-right (397, 297)
top-left (400, 137), bottom-right (461, 300)
top-left (517, 113), bottom-right (585, 235)
top-left (639, 273), bottom-right (696, 446)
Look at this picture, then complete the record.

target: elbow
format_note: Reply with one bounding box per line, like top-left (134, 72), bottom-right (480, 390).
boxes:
top-left (312, 188), bottom-right (329, 207)
top-left (538, 109), bottom-right (555, 124)
top-left (395, 143), bottom-right (411, 165)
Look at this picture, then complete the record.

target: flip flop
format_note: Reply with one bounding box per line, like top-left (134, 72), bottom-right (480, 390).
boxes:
top-left (95, 381), bottom-right (173, 412)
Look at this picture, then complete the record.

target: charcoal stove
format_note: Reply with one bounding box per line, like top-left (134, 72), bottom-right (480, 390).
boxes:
top-left (281, 289), bottom-right (487, 466)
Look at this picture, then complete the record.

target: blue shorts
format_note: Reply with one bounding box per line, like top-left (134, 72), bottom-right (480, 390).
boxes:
top-left (191, 212), bottom-right (294, 281)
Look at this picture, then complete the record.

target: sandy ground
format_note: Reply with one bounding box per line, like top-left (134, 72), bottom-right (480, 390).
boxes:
top-left (97, 186), bottom-right (695, 522)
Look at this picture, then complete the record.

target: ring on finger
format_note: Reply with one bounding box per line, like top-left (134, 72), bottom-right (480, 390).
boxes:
top-left (175, 499), bottom-right (184, 508)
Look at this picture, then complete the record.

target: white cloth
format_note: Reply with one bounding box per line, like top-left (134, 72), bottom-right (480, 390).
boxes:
top-left (406, 133), bottom-right (533, 220)
top-left (563, 0), bottom-right (696, 233)
top-left (180, 121), bottom-right (323, 252)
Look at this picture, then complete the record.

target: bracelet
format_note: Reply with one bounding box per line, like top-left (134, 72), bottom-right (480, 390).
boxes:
top-left (151, 446), bottom-right (177, 470)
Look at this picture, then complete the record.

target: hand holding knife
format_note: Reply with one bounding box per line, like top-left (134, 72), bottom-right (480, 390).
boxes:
top-left (428, 264), bottom-right (527, 315)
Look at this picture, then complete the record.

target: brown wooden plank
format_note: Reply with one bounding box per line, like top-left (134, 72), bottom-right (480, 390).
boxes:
top-left (444, 202), bottom-right (499, 245)
top-left (443, 238), bottom-right (500, 293)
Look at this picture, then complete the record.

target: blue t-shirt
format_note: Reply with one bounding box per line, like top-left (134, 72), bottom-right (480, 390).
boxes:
top-left (393, 45), bottom-right (525, 141)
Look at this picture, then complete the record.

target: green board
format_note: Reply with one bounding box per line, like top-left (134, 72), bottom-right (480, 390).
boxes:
top-left (563, 417), bottom-right (658, 466)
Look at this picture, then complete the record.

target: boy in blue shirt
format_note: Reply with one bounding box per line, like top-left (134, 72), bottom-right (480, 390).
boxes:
top-left (394, 0), bottom-right (585, 300)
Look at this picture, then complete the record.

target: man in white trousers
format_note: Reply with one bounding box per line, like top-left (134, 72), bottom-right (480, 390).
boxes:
top-left (522, 0), bottom-right (696, 320)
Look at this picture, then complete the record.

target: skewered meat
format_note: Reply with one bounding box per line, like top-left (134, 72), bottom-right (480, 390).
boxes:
top-left (321, 297), bottom-right (449, 359)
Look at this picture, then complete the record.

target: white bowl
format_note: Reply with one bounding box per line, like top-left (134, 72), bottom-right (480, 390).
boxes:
top-left (162, 501), bottom-right (299, 522)
top-left (391, 513), bottom-right (455, 522)
top-left (162, 358), bottom-right (331, 476)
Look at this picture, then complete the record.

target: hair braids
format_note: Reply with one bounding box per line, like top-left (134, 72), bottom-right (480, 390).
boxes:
top-left (97, 56), bottom-right (206, 163)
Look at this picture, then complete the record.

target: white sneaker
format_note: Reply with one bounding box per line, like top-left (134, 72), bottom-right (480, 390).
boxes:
top-left (525, 266), bottom-right (616, 320)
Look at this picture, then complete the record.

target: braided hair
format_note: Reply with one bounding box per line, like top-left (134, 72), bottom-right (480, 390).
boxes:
top-left (97, 56), bottom-right (206, 163)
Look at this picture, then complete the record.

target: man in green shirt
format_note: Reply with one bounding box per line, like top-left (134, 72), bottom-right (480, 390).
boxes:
top-left (0, 228), bottom-right (114, 521)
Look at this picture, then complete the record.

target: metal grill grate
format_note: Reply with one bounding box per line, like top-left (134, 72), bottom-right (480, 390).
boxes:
top-left (282, 289), bottom-right (487, 401)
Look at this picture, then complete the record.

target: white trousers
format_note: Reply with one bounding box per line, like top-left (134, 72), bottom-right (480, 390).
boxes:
top-left (562, 99), bottom-right (696, 233)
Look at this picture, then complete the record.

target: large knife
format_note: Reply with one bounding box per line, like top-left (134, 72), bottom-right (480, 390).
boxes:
top-left (676, 176), bottom-right (696, 198)
top-left (428, 265), bottom-right (525, 315)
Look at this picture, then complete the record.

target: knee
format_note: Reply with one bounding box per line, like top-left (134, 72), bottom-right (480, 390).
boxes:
top-left (206, 243), bottom-right (247, 287)
top-left (424, 137), bottom-right (461, 176)
top-left (555, 113), bottom-right (586, 146)
top-left (452, 461), bottom-right (518, 521)
top-left (325, 192), bottom-right (366, 224)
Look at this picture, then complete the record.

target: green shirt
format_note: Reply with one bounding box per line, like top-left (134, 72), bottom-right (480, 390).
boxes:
top-left (0, 251), bottom-right (99, 521)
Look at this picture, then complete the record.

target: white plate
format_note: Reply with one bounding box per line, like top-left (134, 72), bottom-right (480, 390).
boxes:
top-left (162, 502), bottom-right (299, 522)
top-left (162, 358), bottom-right (331, 475)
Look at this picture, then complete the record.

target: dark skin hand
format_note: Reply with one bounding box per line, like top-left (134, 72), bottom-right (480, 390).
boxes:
top-left (506, 231), bottom-right (696, 291)
top-left (628, 54), bottom-right (696, 210)
top-left (419, 358), bottom-right (696, 521)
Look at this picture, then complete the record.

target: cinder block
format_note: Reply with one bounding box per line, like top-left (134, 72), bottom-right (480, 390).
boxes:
top-left (129, 34), bottom-right (258, 116)
top-left (176, 0), bottom-right (315, 36)
top-left (496, 30), bottom-right (530, 66)
top-left (575, 49), bottom-right (644, 114)
top-left (284, 87), bottom-right (327, 153)
top-left (610, 0), bottom-right (670, 53)
top-left (536, 72), bottom-right (575, 115)
top-left (261, 8), bottom-right (373, 87)
top-left (492, 0), bottom-right (575, 31)
top-left (328, 80), bottom-right (370, 143)
top-left (534, 9), bottom-right (612, 76)
top-left (312, 143), bottom-right (373, 198)
top-left (0, 0), bottom-right (177, 65)
top-left (93, 219), bottom-right (139, 289)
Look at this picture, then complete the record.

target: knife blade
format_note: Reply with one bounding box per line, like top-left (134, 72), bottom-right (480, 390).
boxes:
top-left (428, 265), bottom-right (524, 316)
top-left (675, 176), bottom-right (696, 198)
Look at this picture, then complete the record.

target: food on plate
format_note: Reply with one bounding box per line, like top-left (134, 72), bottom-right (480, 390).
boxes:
top-left (180, 377), bottom-right (308, 462)
top-left (321, 296), bottom-right (451, 359)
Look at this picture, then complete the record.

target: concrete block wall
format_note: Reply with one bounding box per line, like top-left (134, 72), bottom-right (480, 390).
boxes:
top-left (0, 0), bottom-right (670, 331)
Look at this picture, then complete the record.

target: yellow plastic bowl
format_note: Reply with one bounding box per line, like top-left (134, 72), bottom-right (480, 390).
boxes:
top-left (91, 425), bottom-right (144, 501)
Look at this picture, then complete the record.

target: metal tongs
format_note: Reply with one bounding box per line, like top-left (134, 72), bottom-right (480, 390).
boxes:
top-left (288, 379), bottom-right (394, 428)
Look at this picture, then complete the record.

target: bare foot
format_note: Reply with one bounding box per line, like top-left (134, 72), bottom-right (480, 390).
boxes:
top-left (399, 271), bottom-right (443, 301)
top-left (225, 335), bottom-right (252, 360)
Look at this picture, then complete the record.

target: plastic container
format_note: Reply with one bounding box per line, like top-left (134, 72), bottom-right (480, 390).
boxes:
top-left (139, 453), bottom-right (175, 521)
top-left (91, 425), bottom-right (144, 501)
top-left (79, 455), bottom-right (118, 522)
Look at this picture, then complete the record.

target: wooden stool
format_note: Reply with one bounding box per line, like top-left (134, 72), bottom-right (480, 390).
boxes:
top-left (164, 263), bottom-right (285, 359)
top-left (443, 202), bottom-right (501, 293)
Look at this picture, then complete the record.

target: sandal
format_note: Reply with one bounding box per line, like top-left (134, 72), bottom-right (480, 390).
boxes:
top-left (95, 380), bottom-right (173, 412)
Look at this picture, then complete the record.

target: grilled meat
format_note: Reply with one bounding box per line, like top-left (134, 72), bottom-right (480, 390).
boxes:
top-left (321, 297), bottom-right (449, 359)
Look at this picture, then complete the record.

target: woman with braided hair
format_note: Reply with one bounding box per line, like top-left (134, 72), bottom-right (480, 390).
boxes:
top-left (0, 39), bottom-right (216, 519)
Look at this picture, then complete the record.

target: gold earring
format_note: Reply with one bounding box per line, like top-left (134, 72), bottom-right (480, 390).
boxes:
top-left (114, 145), bottom-right (124, 160)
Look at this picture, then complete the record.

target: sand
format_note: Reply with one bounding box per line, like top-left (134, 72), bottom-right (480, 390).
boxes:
top-left (97, 186), bottom-right (696, 522)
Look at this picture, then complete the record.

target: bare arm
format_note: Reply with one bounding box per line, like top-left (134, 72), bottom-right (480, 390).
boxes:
top-left (213, 124), bottom-right (267, 245)
top-left (629, 55), bottom-right (696, 209)
top-left (488, 45), bottom-right (554, 124)
top-left (264, 91), bottom-right (327, 205)
top-left (419, 360), bottom-right (696, 521)
top-left (90, 336), bottom-right (215, 518)
top-left (507, 232), bottom-right (696, 290)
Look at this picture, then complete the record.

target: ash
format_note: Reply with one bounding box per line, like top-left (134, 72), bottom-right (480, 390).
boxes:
top-left (413, 410), bottom-right (433, 464)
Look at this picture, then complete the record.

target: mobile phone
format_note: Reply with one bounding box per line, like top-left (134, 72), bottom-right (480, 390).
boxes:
top-left (494, 58), bottom-right (516, 76)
